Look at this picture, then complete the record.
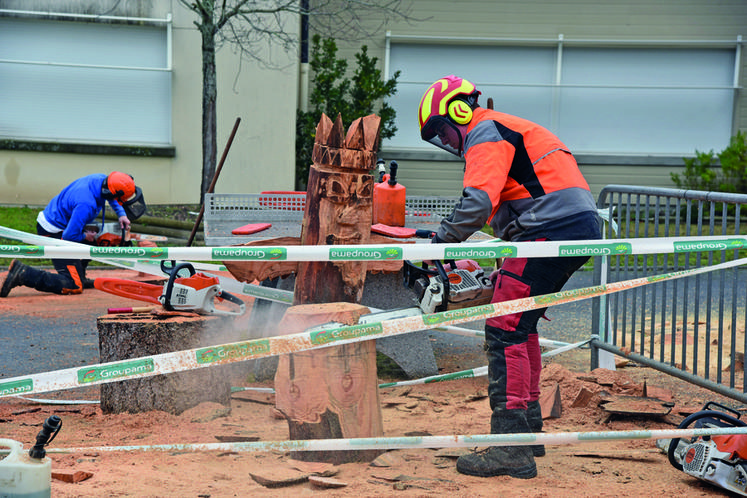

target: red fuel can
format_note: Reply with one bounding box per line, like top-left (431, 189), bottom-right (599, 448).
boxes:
top-left (373, 161), bottom-right (406, 227)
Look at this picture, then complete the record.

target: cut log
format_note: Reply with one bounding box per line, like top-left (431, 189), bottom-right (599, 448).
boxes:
top-left (97, 313), bottom-right (240, 415)
top-left (274, 303), bottom-right (382, 464)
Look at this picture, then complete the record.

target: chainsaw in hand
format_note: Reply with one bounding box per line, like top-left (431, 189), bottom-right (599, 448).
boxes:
top-left (402, 258), bottom-right (494, 314)
top-left (94, 261), bottom-right (246, 316)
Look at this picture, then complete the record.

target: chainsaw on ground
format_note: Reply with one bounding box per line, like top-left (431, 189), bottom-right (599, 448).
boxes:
top-left (94, 261), bottom-right (246, 316)
top-left (402, 258), bottom-right (494, 314)
top-left (668, 401), bottom-right (747, 496)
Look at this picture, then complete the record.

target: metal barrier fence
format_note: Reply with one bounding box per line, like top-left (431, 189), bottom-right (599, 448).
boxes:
top-left (590, 185), bottom-right (747, 403)
top-left (203, 192), bottom-right (460, 245)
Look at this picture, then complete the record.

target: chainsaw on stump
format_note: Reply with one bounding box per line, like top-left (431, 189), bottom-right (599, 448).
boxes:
top-left (94, 261), bottom-right (246, 316)
top-left (668, 401), bottom-right (747, 495)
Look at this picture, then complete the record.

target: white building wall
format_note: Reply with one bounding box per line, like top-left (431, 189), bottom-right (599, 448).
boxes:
top-left (0, 0), bottom-right (298, 206)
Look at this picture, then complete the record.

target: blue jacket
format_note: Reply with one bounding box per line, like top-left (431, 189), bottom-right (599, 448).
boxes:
top-left (42, 174), bottom-right (126, 242)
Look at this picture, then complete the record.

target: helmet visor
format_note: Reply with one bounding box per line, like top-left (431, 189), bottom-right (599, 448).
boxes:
top-left (120, 187), bottom-right (147, 220)
top-left (422, 117), bottom-right (464, 157)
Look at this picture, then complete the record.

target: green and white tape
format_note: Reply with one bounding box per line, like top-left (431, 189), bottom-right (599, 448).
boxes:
top-left (43, 426), bottom-right (747, 455)
top-left (0, 224), bottom-right (292, 304)
top-left (1, 229), bottom-right (745, 263)
top-left (2, 257), bottom-right (744, 398)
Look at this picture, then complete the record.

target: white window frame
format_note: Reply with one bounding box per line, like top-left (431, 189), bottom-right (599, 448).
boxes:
top-left (384, 32), bottom-right (743, 158)
top-left (0, 9), bottom-right (173, 147)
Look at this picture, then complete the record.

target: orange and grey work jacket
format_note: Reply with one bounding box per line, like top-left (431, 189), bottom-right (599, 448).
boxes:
top-left (435, 107), bottom-right (601, 243)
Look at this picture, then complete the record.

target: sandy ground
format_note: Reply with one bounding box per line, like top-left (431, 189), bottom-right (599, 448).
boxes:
top-left (0, 268), bottom-right (742, 497)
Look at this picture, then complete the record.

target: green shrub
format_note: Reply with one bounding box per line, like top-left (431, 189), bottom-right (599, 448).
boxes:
top-left (672, 131), bottom-right (747, 193)
top-left (295, 35), bottom-right (400, 189)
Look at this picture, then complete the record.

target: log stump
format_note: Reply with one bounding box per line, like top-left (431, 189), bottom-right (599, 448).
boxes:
top-left (274, 303), bottom-right (382, 464)
top-left (97, 313), bottom-right (239, 415)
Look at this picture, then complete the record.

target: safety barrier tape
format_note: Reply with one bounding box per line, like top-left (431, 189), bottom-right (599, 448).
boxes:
top-left (377, 340), bottom-right (589, 388)
top-left (2, 257), bottom-right (744, 398)
top-left (16, 337), bottom-right (584, 402)
top-left (43, 426), bottom-right (747, 455)
top-left (0, 224), bottom-right (226, 273)
top-left (0, 224), bottom-right (291, 303)
top-left (1, 232), bottom-right (745, 263)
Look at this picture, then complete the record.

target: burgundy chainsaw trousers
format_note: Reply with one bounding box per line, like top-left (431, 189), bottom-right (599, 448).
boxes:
top-left (485, 253), bottom-right (589, 411)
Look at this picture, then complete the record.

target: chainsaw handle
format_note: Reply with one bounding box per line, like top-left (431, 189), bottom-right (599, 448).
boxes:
top-left (215, 290), bottom-right (246, 316)
top-left (161, 262), bottom-right (196, 311)
top-left (432, 260), bottom-right (450, 313)
top-left (667, 409), bottom-right (747, 471)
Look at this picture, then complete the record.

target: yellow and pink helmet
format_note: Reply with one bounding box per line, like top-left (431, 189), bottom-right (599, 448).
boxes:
top-left (418, 75), bottom-right (481, 156)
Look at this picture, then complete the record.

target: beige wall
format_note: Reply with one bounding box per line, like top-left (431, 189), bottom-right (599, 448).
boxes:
top-left (0, 0), bottom-right (298, 206)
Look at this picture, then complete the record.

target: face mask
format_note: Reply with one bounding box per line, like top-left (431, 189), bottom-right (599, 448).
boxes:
top-left (120, 187), bottom-right (147, 220)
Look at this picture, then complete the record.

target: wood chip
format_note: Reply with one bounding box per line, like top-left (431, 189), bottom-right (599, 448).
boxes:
top-left (434, 447), bottom-right (473, 458)
top-left (288, 459), bottom-right (339, 476)
top-left (52, 470), bottom-right (94, 483)
top-left (539, 382), bottom-right (562, 419)
top-left (571, 387), bottom-right (597, 408)
top-left (465, 390), bottom-right (488, 402)
top-left (599, 395), bottom-right (672, 417)
top-left (214, 435), bottom-right (260, 442)
top-left (308, 475), bottom-right (348, 489)
top-left (249, 467), bottom-right (309, 488)
top-left (382, 396), bottom-right (412, 406)
top-left (370, 452), bottom-right (402, 467)
top-left (231, 390), bottom-right (275, 405)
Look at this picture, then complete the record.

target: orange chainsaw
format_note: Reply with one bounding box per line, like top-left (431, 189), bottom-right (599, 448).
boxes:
top-left (94, 261), bottom-right (245, 316)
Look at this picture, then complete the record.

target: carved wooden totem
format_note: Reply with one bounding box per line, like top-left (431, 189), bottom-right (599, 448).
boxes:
top-left (274, 113), bottom-right (384, 463)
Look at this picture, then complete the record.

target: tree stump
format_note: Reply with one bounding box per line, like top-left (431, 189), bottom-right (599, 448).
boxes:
top-left (274, 302), bottom-right (381, 464)
top-left (97, 313), bottom-right (239, 415)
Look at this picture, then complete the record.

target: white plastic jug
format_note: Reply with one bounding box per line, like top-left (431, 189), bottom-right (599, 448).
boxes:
top-left (0, 438), bottom-right (51, 498)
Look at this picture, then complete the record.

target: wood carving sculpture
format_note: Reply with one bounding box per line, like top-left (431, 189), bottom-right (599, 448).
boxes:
top-left (226, 114), bottom-right (386, 463)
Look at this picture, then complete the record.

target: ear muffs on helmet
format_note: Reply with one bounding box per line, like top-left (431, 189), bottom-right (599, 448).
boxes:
top-left (448, 99), bottom-right (473, 125)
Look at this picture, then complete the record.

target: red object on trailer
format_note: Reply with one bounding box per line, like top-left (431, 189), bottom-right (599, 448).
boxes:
top-left (371, 224), bottom-right (417, 238)
top-left (231, 222), bottom-right (272, 235)
top-left (372, 161), bottom-right (406, 227)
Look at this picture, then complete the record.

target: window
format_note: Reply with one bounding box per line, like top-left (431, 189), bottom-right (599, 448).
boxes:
top-left (385, 35), bottom-right (741, 156)
top-left (0, 13), bottom-right (172, 146)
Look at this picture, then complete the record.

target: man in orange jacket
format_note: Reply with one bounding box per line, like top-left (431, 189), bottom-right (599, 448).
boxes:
top-left (418, 75), bottom-right (602, 479)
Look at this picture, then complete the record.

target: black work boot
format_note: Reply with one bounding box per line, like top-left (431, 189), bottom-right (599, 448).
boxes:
top-left (456, 408), bottom-right (537, 479)
top-left (526, 399), bottom-right (545, 457)
top-left (0, 260), bottom-right (30, 298)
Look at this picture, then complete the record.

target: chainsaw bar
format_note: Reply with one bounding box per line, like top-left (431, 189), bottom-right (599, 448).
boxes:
top-left (94, 278), bottom-right (163, 305)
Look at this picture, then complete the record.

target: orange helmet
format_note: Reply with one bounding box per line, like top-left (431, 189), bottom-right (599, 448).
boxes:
top-left (104, 172), bottom-right (136, 202)
top-left (418, 75), bottom-right (480, 156)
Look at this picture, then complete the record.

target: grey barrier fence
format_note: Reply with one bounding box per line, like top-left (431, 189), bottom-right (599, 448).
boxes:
top-left (590, 185), bottom-right (747, 403)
